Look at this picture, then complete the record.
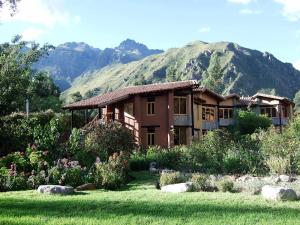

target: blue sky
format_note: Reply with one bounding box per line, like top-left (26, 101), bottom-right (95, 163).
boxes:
top-left (1, 0), bottom-right (300, 68)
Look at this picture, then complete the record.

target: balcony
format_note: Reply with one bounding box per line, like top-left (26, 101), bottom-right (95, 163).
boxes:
top-left (219, 119), bottom-right (234, 127)
top-left (272, 117), bottom-right (289, 126)
top-left (202, 120), bottom-right (218, 130)
top-left (174, 115), bottom-right (192, 126)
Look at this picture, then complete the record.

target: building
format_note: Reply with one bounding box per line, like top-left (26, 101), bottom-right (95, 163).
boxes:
top-left (63, 80), bottom-right (294, 148)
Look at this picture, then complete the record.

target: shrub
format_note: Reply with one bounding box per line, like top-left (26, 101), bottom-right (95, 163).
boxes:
top-left (6, 175), bottom-right (28, 191)
top-left (0, 152), bottom-right (29, 172)
top-left (235, 110), bottom-right (272, 135)
top-left (129, 151), bottom-right (150, 171)
top-left (84, 122), bottom-right (136, 161)
top-left (218, 180), bottom-right (234, 192)
top-left (159, 172), bottom-right (183, 187)
top-left (0, 167), bottom-right (8, 191)
top-left (147, 146), bottom-right (185, 170)
top-left (265, 156), bottom-right (290, 175)
top-left (95, 152), bottom-right (129, 190)
top-left (27, 170), bottom-right (47, 189)
top-left (188, 130), bottom-right (232, 173)
top-left (64, 167), bottom-right (84, 187)
top-left (48, 159), bottom-right (86, 187)
top-left (190, 173), bottom-right (209, 191)
top-left (259, 126), bottom-right (300, 174)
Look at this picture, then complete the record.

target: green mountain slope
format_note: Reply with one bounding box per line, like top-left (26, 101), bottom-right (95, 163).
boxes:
top-left (35, 39), bottom-right (163, 91)
top-left (61, 41), bottom-right (300, 103)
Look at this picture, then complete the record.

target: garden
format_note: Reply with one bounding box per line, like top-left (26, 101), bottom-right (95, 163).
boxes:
top-left (1, 110), bottom-right (300, 224)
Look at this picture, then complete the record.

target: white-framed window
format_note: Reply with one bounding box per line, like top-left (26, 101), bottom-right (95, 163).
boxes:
top-left (260, 107), bottom-right (277, 118)
top-left (202, 107), bottom-right (215, 121)
top-left (219, 108), bottom-right (233, 119)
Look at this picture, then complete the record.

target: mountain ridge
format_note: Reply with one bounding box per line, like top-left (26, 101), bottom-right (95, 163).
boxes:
top-left (60, 40), bottom-right (300, 103)
top-left (34, 39), bottom-right (163, 91)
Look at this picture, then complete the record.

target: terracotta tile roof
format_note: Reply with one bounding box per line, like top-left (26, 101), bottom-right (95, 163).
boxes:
top-left (63, 80), bottom-right (198, 110)
top-left (193, 87), bottom-right (224, 101)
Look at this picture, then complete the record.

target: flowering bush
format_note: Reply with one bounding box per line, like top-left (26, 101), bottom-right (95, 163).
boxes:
top-left (48, 159), bottom-right (85, 187)
top-left (95, 151), bottom-right (130, 190)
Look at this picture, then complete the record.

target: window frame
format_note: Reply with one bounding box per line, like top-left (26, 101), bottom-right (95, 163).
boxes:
top-left (147, 97), bottom-right (155, 116)
top-left (174, 127), bottom-right (187, 145)
top-left (202, 106), bottom-right (215, 121)
top-left (219, 108), bottom-right (233, 119)
top-left (260, 107), bottom-right (277, 118)
top-left (174, 96), bottom-right (187, 115)
top-left (147, 128), bottom-right (155, 146)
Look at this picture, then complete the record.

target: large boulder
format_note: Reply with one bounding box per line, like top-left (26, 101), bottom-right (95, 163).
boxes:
top-left (161, 182), bottom-right (192, 193)
top-left (279, 175), bottom-right (291, 182)
top-left (37, 185), bottom-right (74, 195)
top-left (75, 183), bottom-right (96, 191)
top-left (261, 185), bottom-right (297, 201)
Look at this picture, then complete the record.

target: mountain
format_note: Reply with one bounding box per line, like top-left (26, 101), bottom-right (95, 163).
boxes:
top-left (61, 41), bottom-right (300, 103)
top-left (34, 39), bottom-right (163, 90)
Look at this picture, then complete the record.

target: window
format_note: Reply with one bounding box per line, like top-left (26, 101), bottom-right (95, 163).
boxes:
top-left (147, 128), bottom-right (155, 146)
top-left (174, 127), bottom-right (187, 145)
top-left (261, 107), bottom-right (277, 118)
top-left (202, 107), bottom-right (215, 121)
top-left (124, 103), bottom-right (134, 116)
top-left (147, 97), bottom-right (155, 115)
top-left (282, 107), bottom-right (288, 118)
top-left (219, 108), bottom-right (234, 119)
top-left (174, 97), bottom-right (187, 114)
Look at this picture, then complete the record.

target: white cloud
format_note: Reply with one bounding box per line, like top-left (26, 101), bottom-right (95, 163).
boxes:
top-left (227, 0), bottom-right (253, 4)
top-left (21, 28), bottom-right (46, 41)
top-left (0, 0), bottom-right (78, 27)
top-left (293, 59), bottom-right (300, 70)
top-left (198, 26), bottom-right (211, 33)
top-left (239, 8), bottom-right (263, 14)
top-left (274, 0), bottom-right (300, 21)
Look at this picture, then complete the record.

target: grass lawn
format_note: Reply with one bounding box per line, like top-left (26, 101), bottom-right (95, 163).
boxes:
top-left (1, 171), bottom-right (300, 225)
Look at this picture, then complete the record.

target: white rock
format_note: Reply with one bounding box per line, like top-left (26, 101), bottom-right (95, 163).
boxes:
top-left (37, 185), bottom-right (74, 195)
top-left (261, 185), bottom-right (297, 201)
top-left (236, 175), bottom-right (255, 182)
top-left (279, 175), bottom-right (291, 182)
top-left (161, 182), bottom-right (192, 193)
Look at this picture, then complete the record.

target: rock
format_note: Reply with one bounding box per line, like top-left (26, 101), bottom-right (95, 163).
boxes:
top-left (279, 175), bottom-right (291, 182)
top-left (37, 185), bottom-right (74, 195)
top-left (149, 162), bottom-right (158, 173)
top-left (161, 182), bottom-right (192, 193)
top-left (75, 183), bottom-right (96, 191)
top-left (161, 169), bottom-right (174, 174)
top-left (236, 175), bottom-right (255, 182)
top-left (261, 185), bottom-right (297, 201)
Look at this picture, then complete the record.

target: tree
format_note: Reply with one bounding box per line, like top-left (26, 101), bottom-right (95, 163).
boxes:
top-left (28, 72), bottom-right (61, 112)
top-left (202, 55), bottom-right (225, 94)
top-left (71, 91), bottom-right (83, 103)
top-left (134, 74), bottom-right (147, 85)
top-left (166, 65), bottom-right (177, 82)
top-left (293, 90), bottom-right (300, 113)
top-left (0, 0), bottom-right (20, 16)
top-left (235, 110), bottom-right (272, 135)
top-left (0, 35), bottom-right (53, 115)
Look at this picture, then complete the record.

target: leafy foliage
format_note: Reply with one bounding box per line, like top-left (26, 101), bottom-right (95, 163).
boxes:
top-left (0, 36), bottom-right (55, 116)
top-left (202, 55), bottom-right (225, 94)
top-left (235, 110), bottom-right (272, 135)
top-left (84, 121), bottom-right (136, 161)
